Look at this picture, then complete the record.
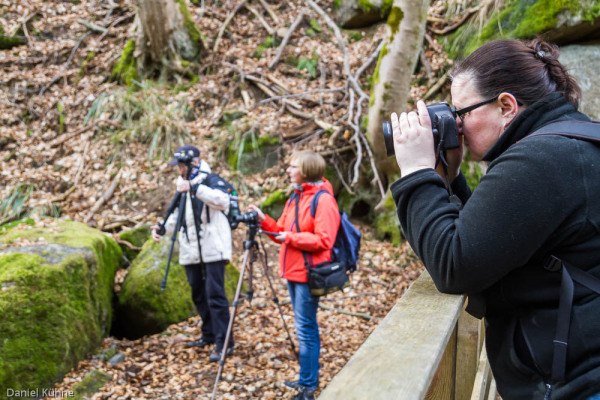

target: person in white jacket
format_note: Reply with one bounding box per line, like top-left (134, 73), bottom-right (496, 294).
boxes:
top-left (151, 145), bottom-right (233, 362)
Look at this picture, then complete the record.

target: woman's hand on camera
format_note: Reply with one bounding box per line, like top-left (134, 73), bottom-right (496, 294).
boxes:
top-left (392, 100), bottom-right (436, 177)
top-left (247, 205), bottom-right (265, 223)
top-left (275, 232), bottom-right (288, 242)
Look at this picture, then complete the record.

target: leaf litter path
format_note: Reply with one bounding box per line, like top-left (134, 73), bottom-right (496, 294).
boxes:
top-left (50, 227), bottom-right (423, 400)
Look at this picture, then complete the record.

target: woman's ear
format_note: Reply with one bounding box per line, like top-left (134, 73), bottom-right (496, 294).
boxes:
top-left (498, 93), bottom-right (519, 119)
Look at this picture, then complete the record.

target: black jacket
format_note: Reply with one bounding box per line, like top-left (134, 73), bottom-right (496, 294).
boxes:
top-left (391, 93), bottom-right (600, 399)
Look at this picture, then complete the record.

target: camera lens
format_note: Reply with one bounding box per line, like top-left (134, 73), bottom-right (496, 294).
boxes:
top-left (382, 121), bottom-right (395, 157)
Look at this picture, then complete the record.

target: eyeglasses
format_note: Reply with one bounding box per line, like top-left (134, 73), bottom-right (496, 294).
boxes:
top-left (454, 97), bottom-right (498, 122)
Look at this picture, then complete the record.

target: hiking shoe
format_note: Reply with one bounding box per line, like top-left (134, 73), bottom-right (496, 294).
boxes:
top-left (292, 388), bottom-right (315, 400)
top-left (284, 381), bottom-right (305, 391)
top-left (209, 346), bottom-right (233, 362)
top-left (187, 337), bottom-right (215, 348)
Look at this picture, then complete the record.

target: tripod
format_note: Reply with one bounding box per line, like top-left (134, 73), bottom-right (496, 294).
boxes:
top-left (158, 164), bottom-right (200, 291)
top-left (210, 222), bottom-right (298, 400)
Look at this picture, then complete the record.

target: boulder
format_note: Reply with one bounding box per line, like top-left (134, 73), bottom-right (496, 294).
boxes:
top-left (335, 0), bottom-right (392, 29)
top-left (0, 220), bottom-right (122, 394)
top-left (559, 42), bottom-right (600, 121)
top-left (441, 0), bottom-right (600, 59)
top-left (118, 225), bottom-right (151, 265)
top-left (115, 237), bottom-right (241, 339)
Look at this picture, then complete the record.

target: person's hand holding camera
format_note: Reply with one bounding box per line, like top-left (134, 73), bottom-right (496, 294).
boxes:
top-left (246, 205), bottom-right (265, 223)
top-left (392, 100), bottom-right (437, 177)
top-left (150, 225), bottom-right (162, 242)
top-left (177, 180), bottom-right (191, 193)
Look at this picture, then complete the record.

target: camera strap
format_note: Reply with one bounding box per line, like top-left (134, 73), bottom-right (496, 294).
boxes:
top-left (435, 147), bottom-right (462, 208)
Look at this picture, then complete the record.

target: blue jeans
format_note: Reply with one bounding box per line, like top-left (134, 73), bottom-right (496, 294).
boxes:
top-left (586, 394), bottom-right (600, 400)
top-left (287, 281), bottom-right (320, 389)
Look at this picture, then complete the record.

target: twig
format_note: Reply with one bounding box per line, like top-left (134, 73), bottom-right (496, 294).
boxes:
top-left (257, 0), bottom-right (279, 25)
top-left (360, 131), bottom-right (386, 200)
top-left (354, 39), bottom-right (384, 81)
top-left (331, 156), bottom-right (354, 195)
top-left (213, 0), bottom-right (248, 53)
top-left (98, 13), bottom-right (135, 42)
top-left (244, 3), bottom-right (274, 35)
top-left (318, 144), bottom-right (355, 157)
top-left (420, 49), bottom-right (433, 82)
top-left (84, 169), bottom-right (122, 224)
top-left (318, 304), bottom-right (373, 320)
top-left (77, 19), bottom-right (108, 33)
top-left (113, 237), bottom-right (142, 250)
top-left (39, 32), bottom-right (91, 96)
top-left (258, 87), bottom-right (344, 105)
top-left (268, 10), bottom-right (308, 70)
top-left (422, 70), bottom-right (450, 101)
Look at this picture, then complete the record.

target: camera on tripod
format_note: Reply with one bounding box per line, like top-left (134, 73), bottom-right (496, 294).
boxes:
top-left (233, 210), bottom-right (259, 227)
top-left (382, 102), bottom-right (461, 157)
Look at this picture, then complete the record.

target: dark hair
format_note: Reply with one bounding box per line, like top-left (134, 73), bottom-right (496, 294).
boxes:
top-left (451, 39), bottom-right (581, 107)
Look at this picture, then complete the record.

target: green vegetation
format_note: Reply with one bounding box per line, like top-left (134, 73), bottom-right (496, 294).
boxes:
top-left (0, 220), bottom-right (122, 393)
top-left (111, 39), bottom-right (138, 86)
top-left (261, 189), bottom-right (288, 220)
top-left (174, 0), bottom-right (205, 59)
top-left (119, 225), bottom-right (151, 264)
top-left (297, 55), bottom-right (319, 78)
top-left (0, 26), bottom-right (27, 49)
top-left (72, 370), bottom-right (112, 399)
top-left (0, 184), bottom-right (34, 225)
top-left (84, 82), bottom-right (194, 161)
top-left (443, 0), bottom-right (600, 59)
top-left (387, 6), bottom-right (404, 40)
top-left (253, 36), bottom-right (279, 59)
top-left (373, 189), bottom-right (403, 245)
top-left (57, 101), bottom-right (65, 134)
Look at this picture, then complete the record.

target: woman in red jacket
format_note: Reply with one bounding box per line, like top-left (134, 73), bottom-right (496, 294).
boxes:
top-left (249, 150), bottom-right (340, 400)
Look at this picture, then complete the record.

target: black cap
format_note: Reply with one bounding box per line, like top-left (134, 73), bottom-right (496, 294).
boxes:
top-left (168, 145), bottom-right (200, 165)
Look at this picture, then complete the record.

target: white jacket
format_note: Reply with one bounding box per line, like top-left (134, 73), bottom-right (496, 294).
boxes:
top-left (164, 160), bottom-right (233, 264)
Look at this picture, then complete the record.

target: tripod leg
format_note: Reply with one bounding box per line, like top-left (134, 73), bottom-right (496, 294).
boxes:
top-left (259, 242), bottom-right (299, 361)
top-left (210, 247), bottom-right (251, 400)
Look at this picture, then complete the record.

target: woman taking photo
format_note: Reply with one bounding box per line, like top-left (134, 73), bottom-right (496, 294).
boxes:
top-left (248, 150), bottom-right (340, 400)
top-left (390, 39), bottom-right (600, 399)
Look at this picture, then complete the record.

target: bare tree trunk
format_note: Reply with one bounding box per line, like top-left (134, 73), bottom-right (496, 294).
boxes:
top-left (366, 0), bottom-right (430, 177)
top-left (134, 0), bottom-right (204, 76)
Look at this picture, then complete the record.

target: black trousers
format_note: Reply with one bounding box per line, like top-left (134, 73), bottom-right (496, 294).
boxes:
top-left (184, 260), bottom-right (233, 350)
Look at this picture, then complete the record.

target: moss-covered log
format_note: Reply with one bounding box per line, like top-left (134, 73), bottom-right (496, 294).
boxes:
top-left (0, 220), bottom-right (122, 394)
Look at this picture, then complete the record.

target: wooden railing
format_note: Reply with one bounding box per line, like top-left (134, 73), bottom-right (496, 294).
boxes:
top-left (318, 271), bottom-right (498, 400)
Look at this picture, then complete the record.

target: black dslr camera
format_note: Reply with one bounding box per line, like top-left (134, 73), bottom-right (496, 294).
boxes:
top-left (382, 102), bottom-right (460, 157)
top-left (233, 210), bottom-right (259, 227)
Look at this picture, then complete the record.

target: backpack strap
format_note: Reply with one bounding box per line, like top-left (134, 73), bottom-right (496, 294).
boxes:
top-left (310, 189), bottom-right (330, 218)
top-left (548, 255), bottom-right (600, 384)
top-left (293, 195), bottom-right (312, 270)
top-left (528, 121), bottom-right (600, 142)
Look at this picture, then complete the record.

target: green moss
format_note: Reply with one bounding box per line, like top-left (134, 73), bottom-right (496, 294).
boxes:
top-left (373, 189), bottom-right (403, 245)
top-left (260, 190), bottom-right (288, 221)
top-left (111, 39), bottom-right (138, 86)
top-left (369, 42), bottom-right (389, 107)
top-left (0, 220), bottom-right (122, 393)
top-left (72, 370), bottom-right (112, 399)
top-left (0, 218), bottom-right (35, 233)
top-left (119, 226), bottom-right (151, 263)
top-left (334, 0), bottom-right (342, 9)
top-left (174, 0), bottom-right (204, 59)
top-left (444, 0), bottom-right (598, 59)
top-left (387, 6), bottom-right (404, 40)
top-left (253, 36), bottom-right (279, 59)
top-left (116, 239), bottom-right (241, 339)
top-left (0, 27), bottom-right (26, 50)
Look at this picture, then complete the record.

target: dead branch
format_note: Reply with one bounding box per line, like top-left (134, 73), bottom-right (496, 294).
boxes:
top-left (420, 49), bottom-right (433, 82)
top-left (98, 13), bottom-right (135, 41)
top-left (77, 19), bottom-right (108, 33)
top-left (213, 0), bottom-right (248, 53)
top-left (268, 9), bottom-right (308, 70)
top-left (113, 236), bottom-right (142, 251)
top-left (354, 39), bottom-right (384, 81)
top-left (244, 3), bottom-right (274, 35)
top-left (84, 169), bottom-right (122, 224)
top-left (331, 156), bottom-right (355, 195)
top-left (257, 0), bottom-right (279, 25)
top-left (258, 87), bottom-right (344, 105)
top-left (39, 32), bottom-right (91, 97)
top-left (318, 304), bottom-right (373, 320)
top-left (318, 144), bottom-right (355, 157)
top-left (422, 70), bottom-right (450, 101)
top-left (360, 131), bottom-right (386, 201)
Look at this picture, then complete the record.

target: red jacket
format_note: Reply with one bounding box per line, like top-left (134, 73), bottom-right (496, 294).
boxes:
top-left (261, 179), bottom-right (340, 283)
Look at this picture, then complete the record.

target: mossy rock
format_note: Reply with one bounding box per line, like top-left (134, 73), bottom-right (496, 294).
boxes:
top-left (442, 0), bottom-right (600, 60)
top-left (261, 189), bottom-right (288, 221)
top-left (118, 225), bottom-right (151, 264)
top-left (72, 369), bottom-right (112, 399)
top-left (0, 220), bottom-right (122, 394)
top-left (373, 189), bottom-right (403, 245)
top-left (228, 133), bottom-right (280, 175)
top-left (115, 238), bottom-right (241, 339)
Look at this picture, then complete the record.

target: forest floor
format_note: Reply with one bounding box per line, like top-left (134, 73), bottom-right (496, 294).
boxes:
top-left (1, 0), bottom-right (458, 398)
